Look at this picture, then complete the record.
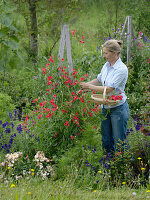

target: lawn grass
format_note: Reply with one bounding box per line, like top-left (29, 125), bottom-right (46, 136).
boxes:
top-left (0, 178), bottom-right (150, 200)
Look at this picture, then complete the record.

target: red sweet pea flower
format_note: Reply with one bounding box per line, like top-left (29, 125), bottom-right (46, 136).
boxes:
top-left (46, 112), bottom-right (53, 118)
top-left (62, 110), bottom-right (67, 113)
top-left (42, 67), bottom-right (47, 74)
top-left (82, 36), bottom-right (85, 39)
top-left (61, 58), bottom-right (64, 62)
top-left (79, 40), bottom-right (85, 44)
top-left (47, 81), bottom-right (52, 85)
top-left (80, 77), bottom-right (85, 81)
top-left (32, 98), bottom-right (38, 103)
top-left (49, 55), bottom-right (54, 63)
top-left (64, 121), bottom-right (69, 126)
top-left (72, 30), bottom-right (75, 35)
top-left (89, 112), bottom-right (92, 117)
top-left (85, 74), bottom-right (88, 77)
top-left (47, 76), bottom-right (53, 81)
top-left (38, 114), bottom-right (42, 119)
top-left (71, 135), bottom-right (74, 139)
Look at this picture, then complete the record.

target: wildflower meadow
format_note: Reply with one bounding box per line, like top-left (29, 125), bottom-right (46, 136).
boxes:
top-left (0, 0), bottom-right (150, 199)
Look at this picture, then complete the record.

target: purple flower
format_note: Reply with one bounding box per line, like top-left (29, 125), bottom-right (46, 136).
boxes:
top-left (0, 120), bottom-right (2, 125)
top-left (97, 46), bottom-right (100, 52)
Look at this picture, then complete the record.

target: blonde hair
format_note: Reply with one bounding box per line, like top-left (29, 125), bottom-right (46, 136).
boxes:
top-left (103, 40), bottom-right (123, 55)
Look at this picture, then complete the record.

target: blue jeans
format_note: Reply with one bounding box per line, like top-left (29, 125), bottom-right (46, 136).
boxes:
top-left (101, 101), bottom-right (130, 153)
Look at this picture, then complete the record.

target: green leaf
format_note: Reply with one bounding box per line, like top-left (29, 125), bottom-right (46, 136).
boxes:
top-left (0, 13), bottom-right (13, 27)
top-left (2, 39), bottom-right (19, 50)
top-left (17, 51), bottom-right (24, 61)
top-left (2, 5), bottom-right (17, 12)
top-left (9, 25), bottom-right (19, 33)
top-left (0, 31), bottom-right (5, 38)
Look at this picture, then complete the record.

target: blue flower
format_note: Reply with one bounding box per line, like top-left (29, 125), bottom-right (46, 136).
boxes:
top-left (9, 112), bottom-right (13, 119)
top-left (126, 129), bottom-right (130, 136)
top-left (99, 157), bottom-right (104, 162)
top-left (9, 138), bottom-right (13, 144)
top-left (16, 124), bottom-right (22, 133)
top-left (11, 122), bottom-right (14, 129)
top-left (130, 128), bottom-right (133, 132)
top-left (14, 109), bottom-right (18, 117)
top-left (0, 120), bottom-right (2, 125)
top-left (2, 122), bottom-right (9, 128)
top-left (5, 128), bottom-right (11, 134)
top-left (92, 148), bottom-right (97, 153)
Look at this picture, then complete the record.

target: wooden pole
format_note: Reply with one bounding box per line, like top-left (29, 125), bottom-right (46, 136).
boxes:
top-left (127, 16), bottom-right (132, 64)
top-left (121, 16), bottom-right (135, 64)
top-left (58, 24), bottom-right (73, 77)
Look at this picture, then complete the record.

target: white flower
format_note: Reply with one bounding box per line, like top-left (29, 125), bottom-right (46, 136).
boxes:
top-left (46, 165), bottom-right (53, 172)
top-left (0, 161), bottom-right (7, 167)
top-left (132, 192), bottom-right (136, 196)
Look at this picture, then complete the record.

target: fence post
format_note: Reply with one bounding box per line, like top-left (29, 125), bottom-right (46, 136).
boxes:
top-left (58, 24), bottom-right (73, 77)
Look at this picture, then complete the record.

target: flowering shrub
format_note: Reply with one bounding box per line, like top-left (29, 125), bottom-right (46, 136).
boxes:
top-left (0, 151), bottom-right (55, 182)
top-left (12, 55), bottom-right (103, 158)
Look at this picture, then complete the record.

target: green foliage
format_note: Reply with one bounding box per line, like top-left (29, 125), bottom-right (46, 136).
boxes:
top-left (0, 93), bottom-right (15, 122)
top-left (0, 69), bottom-right (43, 108)
top-left (126, 36), bottom-right (149, 116)
top-left (55, 117), bottom-right (150, 189)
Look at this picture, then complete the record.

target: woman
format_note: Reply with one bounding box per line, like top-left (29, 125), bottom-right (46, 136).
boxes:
top-left (80, 39), bottom-right (130, 154)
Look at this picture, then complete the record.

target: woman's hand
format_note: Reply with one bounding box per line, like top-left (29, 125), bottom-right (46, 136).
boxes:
top-left (80, 82), bottom-right (90, 92)
top-left (80, 82), bottom-right (89, 89)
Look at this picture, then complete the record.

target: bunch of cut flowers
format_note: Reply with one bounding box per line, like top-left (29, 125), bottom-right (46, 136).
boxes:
top-left (106, 92), bottom-right (123, 103)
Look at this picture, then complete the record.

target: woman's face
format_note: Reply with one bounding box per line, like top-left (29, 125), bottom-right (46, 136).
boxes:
top-left (103, 47), bottom-right (117, 64)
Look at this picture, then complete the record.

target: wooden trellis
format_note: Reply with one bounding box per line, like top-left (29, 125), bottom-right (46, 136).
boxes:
top-left (58, 24), bottom-right (73, 77)
top-left (120, 16), bottom-right (135, 64)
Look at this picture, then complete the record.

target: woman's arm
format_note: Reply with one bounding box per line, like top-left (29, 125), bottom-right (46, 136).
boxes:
top-left (80, 79), bottom-right (114, 94)
top-left (86, 78), bottom-right (100, 85)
